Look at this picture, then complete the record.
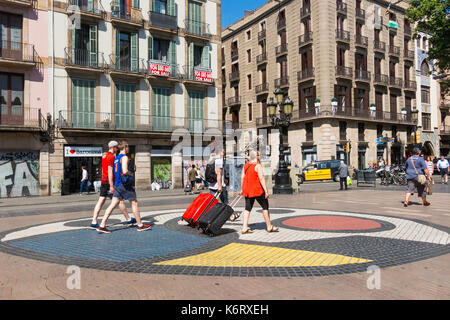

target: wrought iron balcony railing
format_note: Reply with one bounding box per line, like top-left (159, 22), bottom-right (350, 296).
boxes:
top-left (226, 96), bottom-right (241, 107)
top-left (404, 80), bottom-right (417, 91)
top-left (389, 76), bottom-right (403, 88)
top-left (336, 1), bottom-right (347, 15)
top-left (298, 32), bottom-right (313, 46)
top-left (65, 47), bottom-right (106, 69)
top-left (108, 54), bottom-right (147, 74)
top-left (229, 71), bottom-right (240, 82)
top-left (255, 83), bottom-right (269, 95)
top-left (0, 107), bottom-right (46, 130)
top-left (256, 52), bottom-right (267, 64)
top-left (300, 6), bottom-right (311, 18)
top-left (404, 49), bottom-right (415, 60)
top-left (184, 19), bottom-right (211, 38)
top-left (275, 43), bottom-right (288, 56)
top-left (355, 34), bottom-right (368, 47)
top-left (297, 68), bottom-right (315, 82)
top-left (258, 29), bottom-right (266, 42)
top-left (0, 41), bottom-right (38, 64)
top-left (148, 10), bottom-right (178, 30)
top-left (274, 76), bottom-right (289, 88)
top-left (374, 73), bottom-right (389, 86)
top-left (67, 0), bottom-right (106, 16)
top-left (110, 3), bottom-right (143, 26)
top-left (356, 8), bottom-right (365, 20)
top-left (336, 66), bottom-right (353, 78)
top-left (389, 45), bottom-right (400, 56)
top-left (355, 69), bottom-right (371, 82)
top-left (336, 29), bottom-right (350, 42)
top-left (374, 40), bottom-right (386, 52)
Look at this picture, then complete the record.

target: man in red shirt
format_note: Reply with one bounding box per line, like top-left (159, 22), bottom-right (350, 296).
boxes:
top-left (90, 141), bottom-right (134, 229)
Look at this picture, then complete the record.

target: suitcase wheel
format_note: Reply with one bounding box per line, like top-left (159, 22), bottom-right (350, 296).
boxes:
top-left (208, 233), bottom-right (215, 237)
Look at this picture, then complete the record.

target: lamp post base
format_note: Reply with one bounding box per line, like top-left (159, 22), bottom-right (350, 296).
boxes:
top-left (273, 170), bottom-right (293, 194)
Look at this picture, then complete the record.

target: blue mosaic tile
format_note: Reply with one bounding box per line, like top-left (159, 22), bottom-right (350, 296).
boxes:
top-left (9, 226), bottom-right (211, 263)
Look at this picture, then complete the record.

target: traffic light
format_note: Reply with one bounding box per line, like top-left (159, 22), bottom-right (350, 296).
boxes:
top-left (346, 142), bottom-right (351, 151)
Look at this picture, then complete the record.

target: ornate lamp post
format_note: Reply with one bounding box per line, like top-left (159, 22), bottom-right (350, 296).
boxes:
top-left (268, 88), bottom-right (294, 194)
top-left (411, 107), bottom-right (419, 146)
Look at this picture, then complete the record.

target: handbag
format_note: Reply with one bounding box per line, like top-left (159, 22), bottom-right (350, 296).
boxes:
top-left (410, 157), bottom-right (426, 185)
top-left (427, 183), bottom-right (433, 195)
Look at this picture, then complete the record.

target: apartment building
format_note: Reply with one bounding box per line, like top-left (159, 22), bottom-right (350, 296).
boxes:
top-left (46, 0), bottom-right (221, 195)
top-left (438, 84), bottom-right (450, 157)
top-left (222, 0), bottom-right (418, 169)
top-left (0, 0), bottom-right (50, 198)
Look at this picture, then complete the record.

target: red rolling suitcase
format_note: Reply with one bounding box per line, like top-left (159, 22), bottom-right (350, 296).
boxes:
top-left (182, 192), bottom-right (220, 227)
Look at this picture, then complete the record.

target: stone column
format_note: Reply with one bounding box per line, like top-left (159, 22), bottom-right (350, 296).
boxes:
top-left (135, 145), bottom-right (151, 191)
top-left (50, 139), bottom-right (65, 196)
top-left (172, 150), bottom-right (183, 188)
top-left (39, 145), bottom-right (50, 196)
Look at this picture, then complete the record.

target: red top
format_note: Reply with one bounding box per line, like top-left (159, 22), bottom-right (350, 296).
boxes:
top-left (101, 152), bottom-right (115, 184)
top-left (242, 162), bottom-right (264, 198)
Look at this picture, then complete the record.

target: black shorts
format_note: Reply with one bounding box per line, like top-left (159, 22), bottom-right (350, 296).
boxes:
top-left (440, 167), bottom-right (448, 176)
top-left (245, 195), bottom-right (269, 211)
top-left (100, 184), bottom-right (111, 197)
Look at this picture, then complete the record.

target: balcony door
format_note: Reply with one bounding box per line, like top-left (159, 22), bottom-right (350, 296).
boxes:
top-left (116, 30), bottom-right (138, 72)
top-left (71, 78), bottom-right (95, 128)
top-left (187, 90), bottom-right (204, 132)
top-left (72, 24), bottom-right (97, 67)
top-left (152, 87), bottom-right (171, 131)
top-left (0, 73), bottom-right (24, 126)
top-left (188, 0), bottom-right (202, 34)
top-left (115, 82), bottom-right (136, 130)
top-left (0, 13), bottom-right (23, 61)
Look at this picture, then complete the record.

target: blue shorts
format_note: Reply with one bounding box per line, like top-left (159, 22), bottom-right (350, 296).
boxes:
top-left (113, 184), bottom-right (137, 201)
top-left (439, 167), bottom-right (448, 176)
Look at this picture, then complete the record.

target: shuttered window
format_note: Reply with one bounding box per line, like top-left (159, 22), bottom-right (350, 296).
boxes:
top-left (71, 78), bottom-right (95, 128)
top-left (115, 82), bottom-right (136, 130)
top-left (152, 87), bottom-right (171, 131)
top-left (187, 90), bottom-right (204, 132)
top-left (188, 0), bottom-right (202, 34)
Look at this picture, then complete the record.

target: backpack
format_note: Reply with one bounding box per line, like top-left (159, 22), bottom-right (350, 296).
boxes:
top-left (205, 161), bottom-right (217, 184)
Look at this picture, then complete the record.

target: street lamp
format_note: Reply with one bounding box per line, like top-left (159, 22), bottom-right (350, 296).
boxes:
top-left (411, 107), bottom-right (419, 146)
top-left (268, 89), bottom-right (294, 194)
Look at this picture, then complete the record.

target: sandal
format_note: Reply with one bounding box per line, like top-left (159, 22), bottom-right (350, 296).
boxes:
top-left (241, 229), bottom-right (254, 234)
top-left (267, 226), bottom-right (279, 233)
top-left (230, 212), bottom-right (241, 222)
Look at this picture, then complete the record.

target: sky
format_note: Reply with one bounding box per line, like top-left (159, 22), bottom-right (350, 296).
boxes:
top-left (221, 0), bottom-right (269, 29)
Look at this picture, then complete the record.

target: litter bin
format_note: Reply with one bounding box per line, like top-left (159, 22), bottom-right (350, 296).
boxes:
top-left (356, 169), bottom-right (376, 188)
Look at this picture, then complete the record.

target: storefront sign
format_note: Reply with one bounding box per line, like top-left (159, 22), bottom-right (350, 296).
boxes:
top-left (195, 69), bottom-right (213, 83)
top-left (64, 146), bottom-right (102, 158)
top-left (305, 169), bottom-right (332, 181)
top-left (149, 61), bottom-right (171, 77)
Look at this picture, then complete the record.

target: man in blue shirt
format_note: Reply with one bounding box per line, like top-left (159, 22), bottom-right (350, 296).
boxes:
top-left (404, 148), bottom-right (432, 207)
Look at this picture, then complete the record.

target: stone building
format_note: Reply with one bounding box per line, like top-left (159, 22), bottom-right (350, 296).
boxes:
top-left (222, 0), bottom-right (418, 169)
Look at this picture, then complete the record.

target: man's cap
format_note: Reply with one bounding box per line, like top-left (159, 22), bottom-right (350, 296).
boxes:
top-left (108, 140), bottom-right (119, 148)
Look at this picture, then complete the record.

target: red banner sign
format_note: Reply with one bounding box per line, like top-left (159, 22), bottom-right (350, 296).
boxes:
top-left (195, 69), bottom-right (213, 83)
top-left (149, 63), bottom-right (171, 77)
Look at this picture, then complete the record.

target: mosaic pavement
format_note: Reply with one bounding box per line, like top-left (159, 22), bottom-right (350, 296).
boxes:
top-left (1, 208), bottom-right (449, 277)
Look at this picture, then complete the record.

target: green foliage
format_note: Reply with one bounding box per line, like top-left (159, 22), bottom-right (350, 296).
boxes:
top-left (406, 0), bottom-right (450, 93)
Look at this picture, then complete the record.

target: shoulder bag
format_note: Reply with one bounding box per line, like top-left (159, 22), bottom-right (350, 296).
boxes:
top-left (410, 157), bottom-right (427, 185)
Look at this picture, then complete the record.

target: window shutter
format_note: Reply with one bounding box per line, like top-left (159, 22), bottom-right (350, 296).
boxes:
top-left (188, 42), bottom-right (194, 78)
top-left (169, 40), bottom-right (177, 76)
top-left (71, 27), bottom-right (76, 64)
top-left (364, 89), bottom-right (369, 109)
top-left (115, 29), bottom-right (120, 69)
top-left (88, 0), bottom-right (94, 11)
top-left (133, 0), bottom-right (139, 9)
top-left (131, 32), bottom-right (138, 72)
top-left (202, 45), bottom-right (210, 68)
top-left (354, 88), bottom-right (359, 110)
top-left (151, 0), bottom-right (156, 11)
top-left (148, 35), bottom-right (153, 61)
top-left (89, 24), bottom-right (97, 68)
top-left (168, 0), bottom-right (175, 16)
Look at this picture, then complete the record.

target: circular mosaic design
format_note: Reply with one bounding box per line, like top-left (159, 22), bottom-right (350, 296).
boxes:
top-left (0, 208), bottom-right (449, 277)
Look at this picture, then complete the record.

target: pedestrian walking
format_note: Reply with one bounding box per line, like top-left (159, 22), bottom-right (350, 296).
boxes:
top-left (206, 149), bottom-right (228, 204)
top-left (239, 150), bottom-right (278, 234)
top-left (338, 160), bottom-right (349, 190)
top-left (436, 155), bottom-right (449, 184)
top-left (426, 156), bottom-right (434, 185)
top-left (97, 141), bottom-right (151, 233)
top-left (188, 165), bottom-right (197, 192)
top-left (80, 166), bottom-right (89, 194)
top-left (403, 147), bottom-right (432, 207)
top-left (195, 165), bottom-right (204, 190)
top-left (90, 141), bottom-right (135, 229)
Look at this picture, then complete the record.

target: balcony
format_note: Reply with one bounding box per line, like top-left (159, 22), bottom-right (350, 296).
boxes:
top-left (356, 8), bottom-right (365, 21)
top-left (226, 96), bottom-right (241, 107)
top-left (148, 61), bottom-right (183, 80)
top-left (389, 76), bottom-right (403, 89)
top-left (336, 66), bottom-right (353, 79)
top-left (0, 107), bottom-right (47, 132)
top-left (183, 66), bottom-right (214, 85)
top-left (298, 32), bottom-right (313, 47)
top-left (0, 0), bottom-right (35, 7)
top-left (389, 45), bottom-right (400, 57)
top-left (231, 49), bottom-right (239, 62)
top-left (277, 19), bottom-right (286, 31)
top-left (256, 52), bottom-right (267, 65)
top-left (355, 34), bottom-right (368, 48)
top-left (184, 19), bottom-right (211, 40)
top-left (67, 0), bottom-right (106, 19)
top-left (258, 29), bottom-right (266, 42)
top-left (148, 10), bottom-right (178, 31)
top-left (300, 6), bottom-right (311, 19)
top-left (336, 29), bottom-right (350, 43)
top-left (64, 48), bottom-right (106, 71)
top-left (229, 71), bottom-right (240, 82)
top-left (110, 4), bottom-right (144, 28)
top-left (374, 73), bottom-right (389, 86)
top-left (336, 1), bottom-right (347, 15)
top-left (274, 76), bottom-right (289, 88)
top-left (108, 55), bottom-right (147, 77)
top-left (255, 83), bottom-right (269, 95)
top-left (373, 40), bottom-right (386, 53)
top-left (275, 43), bottom-right (288, 57)
top-left (355, 69), bottom-right (371, 82)
top-left (0, 41), bottom-right (39, 68)
top-left (404, 80), bottom-right (417, 91)
top-left (404, 24), bottom-right (412, 37)
top-left (58, 110), bottom-right (220, 133)
top-left (297, 68), bottom-right (315, 83)
top-left (404, 49), bottom-right (415, 61)
top-left (440, 126), bottom-right (450, 135)
top-left (256, 106), bottom-right (414, 128)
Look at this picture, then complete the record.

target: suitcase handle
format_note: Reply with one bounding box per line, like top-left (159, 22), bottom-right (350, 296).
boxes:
top-left (229, 195), bottom-right (242, 209)
top-left (198, 191), bottom-right (221, 218)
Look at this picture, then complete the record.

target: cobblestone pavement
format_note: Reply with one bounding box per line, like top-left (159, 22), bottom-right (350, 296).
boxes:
top-left (0, 185), bottom-right (449, 299)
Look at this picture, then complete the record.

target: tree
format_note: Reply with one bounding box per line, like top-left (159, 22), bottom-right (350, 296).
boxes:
top-left (406, 0), bottom-right (450, 93)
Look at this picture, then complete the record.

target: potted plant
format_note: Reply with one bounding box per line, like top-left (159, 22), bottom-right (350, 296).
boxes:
top-left (314, 98), bottom-right (321, 115)
top-left (102, 118), bottom-right (111, 129)
top-left (401, 107), bottom-right (407, 115)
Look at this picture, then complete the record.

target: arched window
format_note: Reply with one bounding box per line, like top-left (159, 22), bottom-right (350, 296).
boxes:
top-left (420, 61), bottom-right (429, 76)
top-left (417, 35), bottom-right (421, 49)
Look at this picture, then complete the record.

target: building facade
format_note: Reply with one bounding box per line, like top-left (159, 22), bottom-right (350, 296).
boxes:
top-left (438, 83), bottom-right (450, 157)
top-left (0, 0), bottom-right (50, 198)
top-left (222, 0), bottom-right (418, 169)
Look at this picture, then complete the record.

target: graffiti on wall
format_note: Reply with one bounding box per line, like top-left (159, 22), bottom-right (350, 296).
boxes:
top-left (0, 152), bottom-right (39, 198)
top-left (152, 158), bottom-right (171, 182)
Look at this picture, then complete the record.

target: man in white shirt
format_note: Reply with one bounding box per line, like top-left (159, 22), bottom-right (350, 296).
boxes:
top-left (436, 155), bottom-right (449, 184)
top-left (207, 149), bottom-right (228, 204)
top-left (80, 166), bottom-right (89, 194)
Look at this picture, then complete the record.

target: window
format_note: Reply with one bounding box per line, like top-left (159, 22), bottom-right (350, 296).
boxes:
top-left (247, 74), bottom-right (252, 90)
top-left (358, 123), bottom-right (365, 141)
top-left (152, 38), bottom-right (170, 61)
top-left (116, 30), bottom-right (138, 71)
top-left (71, 78), bottom-right (95, 128)
top-left (187, 90), bottom-right (204, 132)
top-left (152, 87), bottom-right (171, 131)
top-left (339, 121), bottom-right (347, 140)
top-left (152, 0), bottom-right (171, 14)
top-left (0, 13), bottom-right (23, 60)
top-left (248, 103), bottom-right (252, 121)
top-left (246, 30), bottom-right (251, 40)
top-left (0, 73), bottom-right (24, 126)
top-left (377, 124), bottom-right (383, 137)
top-left (115, 82), bottom-right (136, 130)
top-left (306, 122), bottom-right (313, 141)
top-left (421, 86), bottom-right (430, 104)
top-left (422, 113), bottom-right (431, 131)
top-left (420, 61), bottom-right (430, 76)
top-left (247, 49), bottom-right (251, 63)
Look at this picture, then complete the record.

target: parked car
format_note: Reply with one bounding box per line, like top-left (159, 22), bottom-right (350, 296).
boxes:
top-left (297, 160), bottom-right (342, 184)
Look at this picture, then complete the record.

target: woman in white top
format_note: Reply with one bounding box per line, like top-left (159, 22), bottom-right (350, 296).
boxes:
top-left (426, 157), bottom-right (434, 185)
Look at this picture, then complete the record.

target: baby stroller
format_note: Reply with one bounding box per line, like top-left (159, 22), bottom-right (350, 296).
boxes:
top-left (184, 183), bottom-right (193, 194)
